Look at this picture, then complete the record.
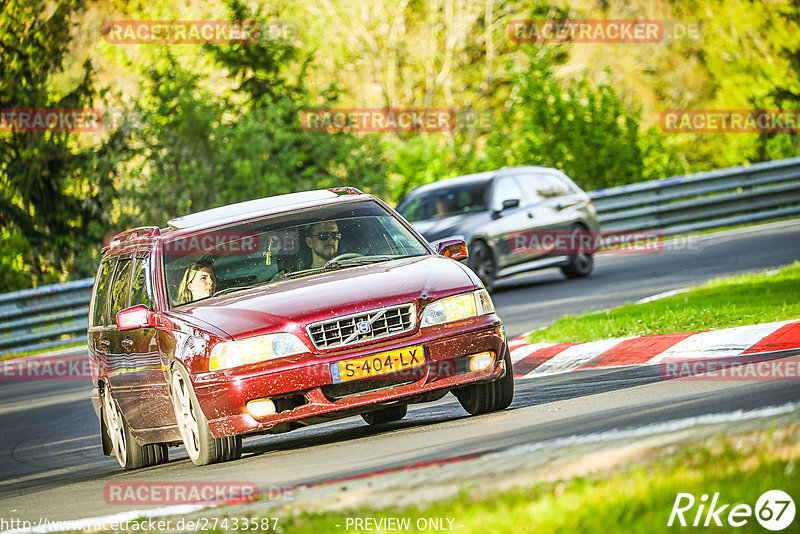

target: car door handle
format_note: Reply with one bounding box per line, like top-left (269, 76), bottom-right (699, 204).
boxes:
top-left (527, 212), bottom-right (534, 218)
top-left (121, 338), bottom-right (134, 350)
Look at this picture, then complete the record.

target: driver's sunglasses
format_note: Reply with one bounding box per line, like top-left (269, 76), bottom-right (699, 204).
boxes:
top-left (313, 231), bottom-right (342, 241)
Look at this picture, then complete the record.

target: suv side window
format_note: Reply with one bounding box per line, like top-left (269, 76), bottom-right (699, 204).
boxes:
top-left (90, 258), bottom-right (117, 328)
top-left (514, 173), bottom-right (549, 202)
top-left (491, 176), bottom-right (524, 210)
top-left (130, 256), bottom-right (154, 309)
top-left (544, 173), bottom-right (572, 196)
top-left (108, 258), bottom-right (134, 322)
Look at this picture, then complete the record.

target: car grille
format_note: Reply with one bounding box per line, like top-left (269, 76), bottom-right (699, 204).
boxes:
top-left (321, 378), bottom-right (415, 401)
top-left (306, 304), bottom-right (416, 350)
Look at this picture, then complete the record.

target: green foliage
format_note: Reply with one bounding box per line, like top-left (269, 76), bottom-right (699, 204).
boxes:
top-left (120, 0), bottom-right (388, 227)
top-left (485, 49), bottom-right (648, 191)
top-left (0, 0), bottom-right (118, 291)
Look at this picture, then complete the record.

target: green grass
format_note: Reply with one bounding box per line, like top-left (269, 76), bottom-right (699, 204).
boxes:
top-left (260, 428), bottom-right (799, 534)
top-left (526, 262), bottom-right (800, 344)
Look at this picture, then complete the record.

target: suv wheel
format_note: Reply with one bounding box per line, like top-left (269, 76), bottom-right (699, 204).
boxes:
top-left (469, 241), bottom-right (496, 292)
top-left (103, 386), bottom-right (168, 470)
top-left (454, 347), bottom-right (514, 415)
top-left (171, 365), bottom-right (242, 466)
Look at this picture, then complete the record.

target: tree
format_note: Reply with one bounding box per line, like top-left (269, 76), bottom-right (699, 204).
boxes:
top-left (120, 0), bottom-right (388, 227)
top-left (0, 0), bottom-right (119, 290)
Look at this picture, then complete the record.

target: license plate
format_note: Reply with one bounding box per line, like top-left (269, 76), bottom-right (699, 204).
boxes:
top-left (330, 346), bottom-right (424, 383)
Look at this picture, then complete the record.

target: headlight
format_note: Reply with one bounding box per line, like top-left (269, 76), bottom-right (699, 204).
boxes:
top-left (420, 289), bottom-right (495, 327)
top-left (209, 333), bottom-right (307, 371)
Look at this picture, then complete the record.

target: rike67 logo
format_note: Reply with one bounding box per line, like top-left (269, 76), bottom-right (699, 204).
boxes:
top-left (668, 490), bottom-right (795, 531)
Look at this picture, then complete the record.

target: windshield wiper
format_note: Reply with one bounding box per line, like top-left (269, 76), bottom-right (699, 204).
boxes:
top-left (325, 255), bottom-right (395, 269)
top-left (214, 284), bottom-right (261, 296)
top-left (284, 256), bottom-right (397, 279)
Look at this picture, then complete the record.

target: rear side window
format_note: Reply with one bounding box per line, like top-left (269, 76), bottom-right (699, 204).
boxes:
top-left (108, 258), bottom-right (134, 321)
top-left (130, 256), bottom-right (154, 309)
top-left (90, 258), bottom-right (117, 328)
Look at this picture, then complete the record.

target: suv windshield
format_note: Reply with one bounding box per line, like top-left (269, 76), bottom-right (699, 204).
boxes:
top-left (164, 201), bottom-right (429, 308)
top-left (398, 182), bottom-right (490, 222)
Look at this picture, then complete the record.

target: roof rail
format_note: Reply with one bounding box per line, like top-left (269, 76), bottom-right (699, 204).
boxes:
top-left (105, 226), bottom-right (161, 252)
top-left (327, 187), bottom-right (365, 196)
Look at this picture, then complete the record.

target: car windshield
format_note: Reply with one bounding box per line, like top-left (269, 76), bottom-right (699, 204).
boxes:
top-left (164, 201), bottom-right (429, 308)
top-left (398, 182), bottom-right (490, 222)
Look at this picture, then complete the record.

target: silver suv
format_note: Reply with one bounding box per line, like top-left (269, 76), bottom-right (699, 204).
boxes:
top-left (397, 167), bottom-right (600, 291)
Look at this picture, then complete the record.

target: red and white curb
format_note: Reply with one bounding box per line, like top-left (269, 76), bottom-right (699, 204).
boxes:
top-left (508, 320), bottom-right (800, 379)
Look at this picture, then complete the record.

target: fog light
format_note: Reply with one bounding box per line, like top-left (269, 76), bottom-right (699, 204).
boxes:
top-left (469, 351), bottom-right (495, 372)
top-left (247, 398), bottom-right (276, 417)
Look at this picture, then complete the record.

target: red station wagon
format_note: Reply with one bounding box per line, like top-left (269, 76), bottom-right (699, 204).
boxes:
top-left (88, 188), bottom-right (513, 469)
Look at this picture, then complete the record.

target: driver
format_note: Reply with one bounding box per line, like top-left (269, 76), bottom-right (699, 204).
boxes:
top-left (305, 221), bottom-right (341, 268)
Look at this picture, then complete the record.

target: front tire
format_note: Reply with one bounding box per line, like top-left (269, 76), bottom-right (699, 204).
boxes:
top-left (171, 365), bottom-right (242, 466)
top-left (454, 347), bottom-right (514, 415)
top-left (362, 405), bottom-right (407, 425)
top-left (103, 386), bottom-right (168, 470)
top-left (469, 241), bottom-right (496, 292)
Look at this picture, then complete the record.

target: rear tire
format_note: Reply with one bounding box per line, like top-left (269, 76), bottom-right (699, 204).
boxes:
top-left (171, 365), bottom-right (242, 466)
top-left (362, 405), bottom-right (407, 425)
top-left (560, 225), bottom-right (594, 278)
top-left (103, 386), bottom-right (168, 470)
top-left (454, 347), bottom-right (514, 415)
top-left (469, 241), bottom-right (496, 292)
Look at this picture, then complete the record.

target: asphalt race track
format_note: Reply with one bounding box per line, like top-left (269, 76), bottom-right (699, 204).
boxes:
top-left (1, 220), bottom-right (799, 526)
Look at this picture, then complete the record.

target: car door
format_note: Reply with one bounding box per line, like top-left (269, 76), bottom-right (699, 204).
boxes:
top-left (125, 254), bottom-right (176, 431)
top-left (484, 175), bottom-right (533, 270)
top-left (514, 172), bottom-right (576, 257)
top-left (104, 257), bottom-right (139, 420)
top-left (88, 257), bottom-right (117, 384)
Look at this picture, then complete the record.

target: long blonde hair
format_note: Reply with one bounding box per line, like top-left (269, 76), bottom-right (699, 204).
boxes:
top-left (177, 259), bottom-right (215, 304)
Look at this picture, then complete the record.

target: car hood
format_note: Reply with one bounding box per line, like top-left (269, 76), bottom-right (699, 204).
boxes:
top-left (171, 256), bottom-right (477, 340)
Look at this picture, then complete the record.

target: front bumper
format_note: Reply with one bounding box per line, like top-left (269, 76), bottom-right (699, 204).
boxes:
top-left (191, 315), bottom-right (506, 437)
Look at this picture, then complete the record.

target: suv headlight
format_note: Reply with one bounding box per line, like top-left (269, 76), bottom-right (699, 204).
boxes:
top-left (209, 333), bottom-right (307, 371)
top-left (420, 289), bottom-right (495, 327)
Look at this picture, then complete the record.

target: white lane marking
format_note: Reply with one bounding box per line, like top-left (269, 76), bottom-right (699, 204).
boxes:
top-left (509, 343), bottom-right (557, 364)
top-left (648, 321), bottom-right (792, 364)
top-left (490, 401), bottom-right (800, 458)
top-left (524, 338), bottom-right (627, 376)
top-left (3, 504), bottom-right (209, 534)
top-left (635, 287), bottom-right (693, 304)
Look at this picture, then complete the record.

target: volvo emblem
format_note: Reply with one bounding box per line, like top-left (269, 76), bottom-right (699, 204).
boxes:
top-left (356, 320), bottom-right (371, 333)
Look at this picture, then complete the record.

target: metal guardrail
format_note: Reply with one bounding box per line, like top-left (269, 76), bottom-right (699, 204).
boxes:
top-left (1, 158), bottom-right (799, 355)
top-left (0, 278), bottom-right (93, 356)
top-left (590, 157), bottom-right (800, 235)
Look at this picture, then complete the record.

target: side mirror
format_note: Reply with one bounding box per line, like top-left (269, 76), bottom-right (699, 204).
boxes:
top-left (492, 198), bottom-right (520, 219)
top-left (433, 237), bottom-right (468, 261)
top-left (116, 305), bottom-right (156, 331)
